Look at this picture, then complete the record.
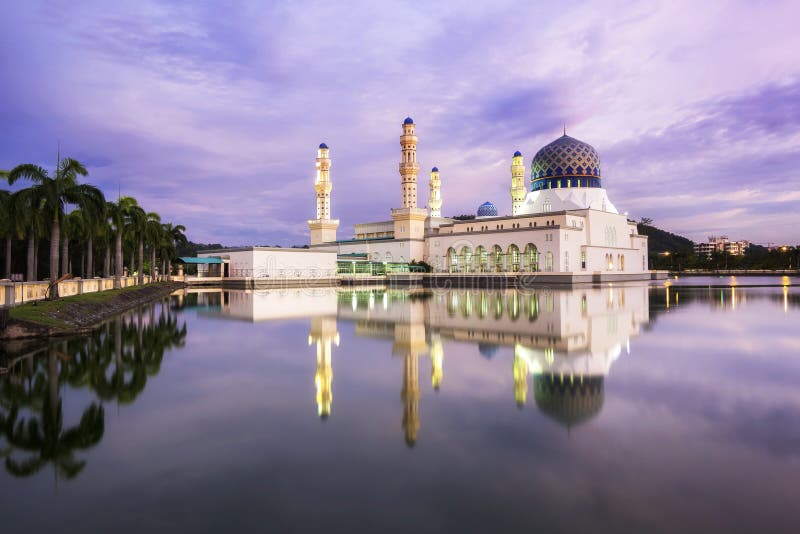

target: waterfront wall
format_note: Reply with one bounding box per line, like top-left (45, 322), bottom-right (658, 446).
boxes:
top-left (0, 276), bottom-right (157, 307)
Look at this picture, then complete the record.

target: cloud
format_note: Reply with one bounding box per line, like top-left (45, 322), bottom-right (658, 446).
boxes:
top-left (1, 0), bottom-right (799, 244)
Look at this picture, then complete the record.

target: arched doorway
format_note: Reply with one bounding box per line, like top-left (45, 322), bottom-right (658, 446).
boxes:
top-left (460, 246), bottom-right (473, 273)
top-left (507, 244), bottom-right (521, 272)
top-left (475, 245), bottom-right (488, 273)
top-left (523, 243), bottom-right (539, 272)
top-left (490, 245), bottom-right (503, 272)
top-left (446, 247), bottom-right (458, 273)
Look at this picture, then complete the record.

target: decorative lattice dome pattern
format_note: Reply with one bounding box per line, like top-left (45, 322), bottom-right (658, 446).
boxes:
top-left (531, 134), bottom-right (601, 180)
top-left (477, 201), bottom-right (498, 217)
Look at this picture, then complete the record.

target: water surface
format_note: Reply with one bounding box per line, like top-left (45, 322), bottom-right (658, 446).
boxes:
top-left (1, 284), bottom-right (799, 533)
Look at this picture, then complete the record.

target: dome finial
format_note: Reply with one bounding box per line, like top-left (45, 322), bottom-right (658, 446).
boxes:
top-left (563, 123), bottom-right (566, 136)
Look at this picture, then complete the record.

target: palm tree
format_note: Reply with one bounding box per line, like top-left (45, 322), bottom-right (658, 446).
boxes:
top-left (7, 156), bottom-right (104, 298)
top-left (0, 189), bottom-right (25, 279)
top-left (13, 188), bottom-right (45, 281)
top-left (106, 196), bottom-right (137, 288)
top-left (82, 199), bottom-right (106, 279)
top-left (125, 204), bottom-right (148, 285)
top-left (145, 212), bottom-right (162, 280)
top-left (62, 210), bottom-right (86, 277)
top-left (160, 223), bottom-right (187, 277)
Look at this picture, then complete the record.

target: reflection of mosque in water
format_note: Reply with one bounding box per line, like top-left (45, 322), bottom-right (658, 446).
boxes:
top-left (193, 284), bottom-right (649, 445)
top-left (341, 286), bottom-right (649, 440)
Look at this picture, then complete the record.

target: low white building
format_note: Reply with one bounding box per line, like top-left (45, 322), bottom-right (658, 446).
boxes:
top-left (195, 247), bottom-right (337, 280)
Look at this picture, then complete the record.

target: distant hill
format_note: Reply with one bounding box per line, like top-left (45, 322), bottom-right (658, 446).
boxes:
top-left (636, 223), bottom-right (694, 254)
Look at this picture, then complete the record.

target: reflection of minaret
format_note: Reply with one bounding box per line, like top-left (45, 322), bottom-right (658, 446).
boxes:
top-left (429, 167), bottom-right (442, 218)
top-left (510, 150), bottom-right (526, 216)
top-left (513, 346), bottom-right (529, 407)
top-left (402, 353), bottom-right (420, 446)
top-left (393, 321), bottom-right (428, 447)
top-left (308, 317), bottom-right (339, 419)
top-left (430, 334), bottom-right (443, 390)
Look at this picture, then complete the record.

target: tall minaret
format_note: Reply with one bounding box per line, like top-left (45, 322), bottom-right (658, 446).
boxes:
top-left (428, 167), bottom-right (442, 218)
top-left (400, 117), bottom-right (419, 208)
top-left (309, 316), bottom-right (339, 419)
top-left (510, 150), bottom-right (526, 216)
top-left (307, 143), bottom-right (340, 245)
top-left (391, 117), bottom-right (428, 253)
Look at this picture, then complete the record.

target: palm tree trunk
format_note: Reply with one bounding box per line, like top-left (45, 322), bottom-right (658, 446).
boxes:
top-left (26, 233), bottom-right (35, 281)
top-left (87, 236), bottom-right (94, 278)
top-left (151, 248), bottom-right (157, 282)
top-left (138, 238), bottom-right (144, 285)
top-left (4, 236), bottom-right (11, 279)
top-left (115, 229), bottom-right (123, 288)
top-left (61, 235), bottom-right (69, 277)
top-left (80, 248), bottom-right (86, 278)
top-left (50, 216), bottom-right (60, 299)
top-left (104, 245), bottom-right (111, 278)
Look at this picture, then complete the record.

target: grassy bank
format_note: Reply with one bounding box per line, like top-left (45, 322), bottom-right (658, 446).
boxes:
top-left (5, 282), bottom-right (184, 335)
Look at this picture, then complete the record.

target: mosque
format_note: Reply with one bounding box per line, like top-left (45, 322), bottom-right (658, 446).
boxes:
top-left (308, 117), bottom-right (650, 279)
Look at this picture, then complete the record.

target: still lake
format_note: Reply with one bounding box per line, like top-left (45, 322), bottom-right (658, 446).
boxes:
top-left (1, 283), bottom-right (799, 533)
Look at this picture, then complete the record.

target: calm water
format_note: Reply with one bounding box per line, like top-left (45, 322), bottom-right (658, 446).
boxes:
top-left (1, 284), bottom-right (799, 533)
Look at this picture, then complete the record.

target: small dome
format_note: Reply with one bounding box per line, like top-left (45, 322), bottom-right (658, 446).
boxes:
top-left (318, 142), bottom-right (328, 149)
top-left (513, 150), bottom-right (522, 157)
top-left (477, 201), bottom-right (498, 218)
top-left (403, 117), bottom-right (414, 125)
top-left (431, 166), bottom-right (439, 172)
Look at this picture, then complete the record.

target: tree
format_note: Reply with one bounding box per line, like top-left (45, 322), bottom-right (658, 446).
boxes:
top-left (145, 212), bottom-right (162, 279)
top-left (125, 204), bottom-right (151, 285)
top-left (6, 156), bottom-right (104, 298)
top-left (0, 189), bottom-right (25, 279)
top-left (106, 196), bottom-right (138, 288)
top-left (159, 223), bottom-right (186, 277)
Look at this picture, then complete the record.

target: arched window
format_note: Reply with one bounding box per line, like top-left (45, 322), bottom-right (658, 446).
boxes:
top-left (545, 252), bottom-right (553, 272)
top-left (508, 244), bottom-right (521, 272)
top-left (523, 243), bottom-right (538, 272)
top-left (476, 246), bottom-right (488, 272)
top-left (447, 247), bottom-right (457, 273)
top-left (564, 251), bottom-right (570, 272)
top-left (460, 246), bottom-right (473, 273)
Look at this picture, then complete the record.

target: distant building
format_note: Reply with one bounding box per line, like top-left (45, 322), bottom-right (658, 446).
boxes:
top-left (694, 236), bottom-right (749, 257)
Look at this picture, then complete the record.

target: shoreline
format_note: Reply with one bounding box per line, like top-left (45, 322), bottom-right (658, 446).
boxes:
top-left (0, 282), bottom-right (185, 341)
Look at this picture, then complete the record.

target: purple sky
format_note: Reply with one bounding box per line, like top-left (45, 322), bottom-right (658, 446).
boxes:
top-left (2, 0), bottom-right (799, 246)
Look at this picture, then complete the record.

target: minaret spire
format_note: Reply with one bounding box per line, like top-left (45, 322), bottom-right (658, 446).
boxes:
top-left (307, 142), bottom-right (340, 245)
top-left (399, 117), bottom-right (419, 208)
top-left (510, 150), bottom-right (526, 216)
top-left (428, 166), bottom-right (442, 218)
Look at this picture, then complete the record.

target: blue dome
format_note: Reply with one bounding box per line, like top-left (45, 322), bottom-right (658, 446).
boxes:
top-left (513, 150), bottom-right (522, 157)
top-left (403, 117), bottom-right (414, 124)
top-left (431, 166), bottom-right (439, 172)
top-left (530, 134), bottom-right (602, 191)
top-left (477, 201), bottom-right (498, 217)
top-left (318, 142), bottom-right (328, 149)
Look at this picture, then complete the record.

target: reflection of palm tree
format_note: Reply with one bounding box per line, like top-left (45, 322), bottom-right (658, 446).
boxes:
top-left (1, 298), bottom-right (186, 480)
top-left (2, 350), bottom-right (104, 479)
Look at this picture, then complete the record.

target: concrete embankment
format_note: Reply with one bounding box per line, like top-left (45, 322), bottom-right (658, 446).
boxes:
top-left (0, 282), bottom-right (185, 340)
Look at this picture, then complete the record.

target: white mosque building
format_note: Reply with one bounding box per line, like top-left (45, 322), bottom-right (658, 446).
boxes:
top-left (308, 117), bottom-right (650, 281)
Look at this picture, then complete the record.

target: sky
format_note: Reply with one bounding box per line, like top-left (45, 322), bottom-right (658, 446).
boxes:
top-left (1, 0), bottom-right (799, 246)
